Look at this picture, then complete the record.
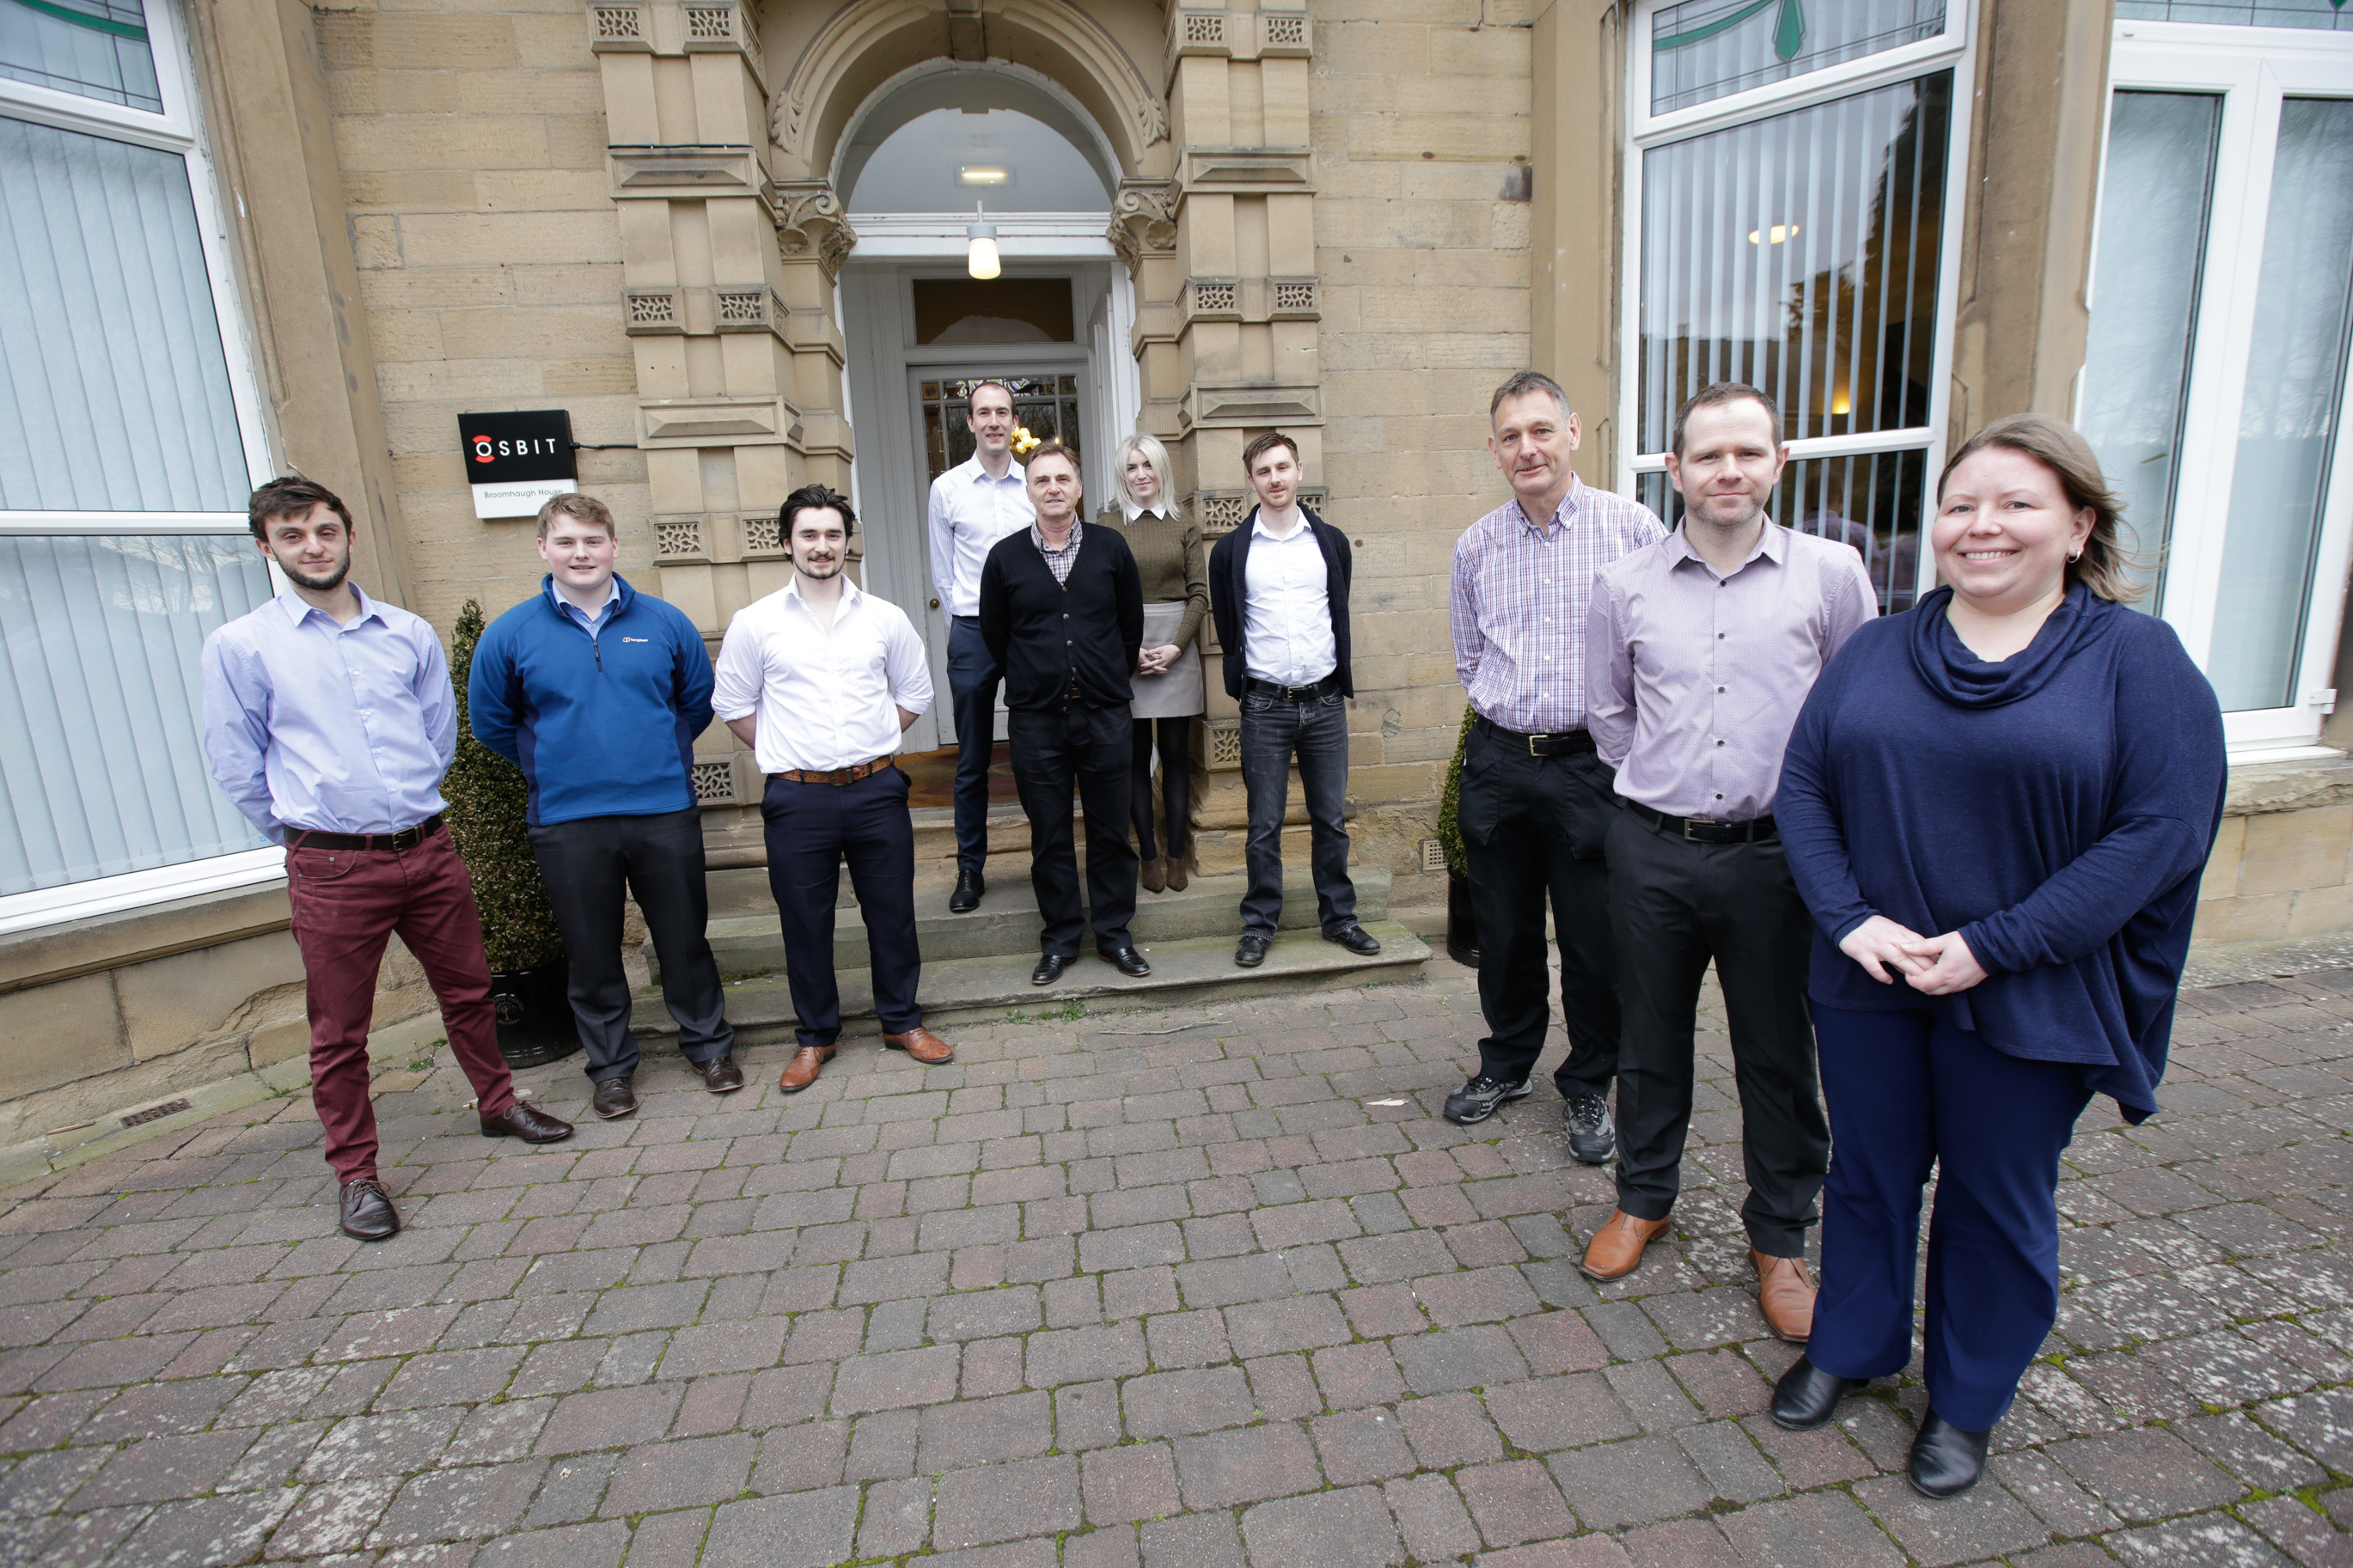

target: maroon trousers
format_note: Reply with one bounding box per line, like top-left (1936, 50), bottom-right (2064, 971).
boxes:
top-left (284, 827), bottom-right (516, 1183)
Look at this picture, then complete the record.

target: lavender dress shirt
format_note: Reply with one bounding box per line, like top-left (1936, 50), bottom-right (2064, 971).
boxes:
top-left (1586, 522), bottom-right (1876, 821)
top-left (1452, 475), bottom-right (1667, 735)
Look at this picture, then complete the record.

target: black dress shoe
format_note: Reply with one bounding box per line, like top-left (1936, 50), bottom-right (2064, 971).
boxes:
top-left (339, 1179), bottom-right (399, 1242)
top-left (591, 1076), bottom-right (638, 1120)
top-left (1323, 923), bottom-right (1383, 955)
top-left (950, 868), bottom-right (984, 913)
top-left (1769, 1357), bottom-right (1867, 1430)
top-left (480, 1100), bottom-right (576, 1144)
top-left (1031, 953), bottom-right (1072, 985)
top-left (1908, 1411), bottom-right (1991, 1498)
top-left (1098, 945), bottom-right (1152, 978)
top-left (694, 1055), bottom-right (744, 1094)
top-left (1235, 931), bottom-right (1271, 967)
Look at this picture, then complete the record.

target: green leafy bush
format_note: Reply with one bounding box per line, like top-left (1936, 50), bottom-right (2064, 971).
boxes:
top-left (1437, 702), bottom-right (1475, 880)
top-left (443, 599), bottom-right (565, 972)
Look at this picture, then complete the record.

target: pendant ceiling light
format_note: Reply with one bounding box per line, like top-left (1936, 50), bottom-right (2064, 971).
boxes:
top-left (967, 204), bottom-right (1001, 280)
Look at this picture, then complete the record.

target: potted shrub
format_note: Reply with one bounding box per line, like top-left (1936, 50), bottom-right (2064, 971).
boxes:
top-left (445, 599), bottom-right (581, 1069)
top-left (1438, 703), bottom-right (1478, 966)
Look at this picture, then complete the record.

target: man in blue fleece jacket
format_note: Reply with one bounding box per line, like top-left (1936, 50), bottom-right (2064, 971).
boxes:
top-left (468, 493), bottom-right (739, 1119)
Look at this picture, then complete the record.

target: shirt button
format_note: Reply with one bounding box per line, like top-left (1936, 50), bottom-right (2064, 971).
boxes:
top-left (1715, 792), bottom-right (1724, 800)
top-left (1718, 632), bottom-right (1727, 638)
top-left (1715, 739), bottom-right (1725, 747)
top-left (1716, 686), bottom-right (1725, 693)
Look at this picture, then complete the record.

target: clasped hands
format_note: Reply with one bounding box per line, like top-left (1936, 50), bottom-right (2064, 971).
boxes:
top-left (1135, 644), bottom-right (1181, 676)
top-left (1838, 914), bottom-right (1988, 996)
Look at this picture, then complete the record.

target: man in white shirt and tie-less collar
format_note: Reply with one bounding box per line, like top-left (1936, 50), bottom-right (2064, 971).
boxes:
top-left (715, 484), bottom-right (953, 1094)
top-left (927, 381), bottom-right (1036, 913)
top-left (1207, 433), bottom-right (1382, 967)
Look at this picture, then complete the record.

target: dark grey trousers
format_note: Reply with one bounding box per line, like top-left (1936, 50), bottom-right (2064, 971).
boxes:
top-left (527, 806), bottom-right (733, 1082)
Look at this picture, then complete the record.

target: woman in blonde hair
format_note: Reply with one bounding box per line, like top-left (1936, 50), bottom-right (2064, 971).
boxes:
top-left (1101, 433), bottom-right (1207, 891)
top-left (1770, 414), bottom-right (2225, 1498)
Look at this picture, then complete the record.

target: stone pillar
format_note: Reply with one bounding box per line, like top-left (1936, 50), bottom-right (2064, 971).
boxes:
top-left (1147, 4), bottom-right (1323, 873)
top-left (586, 0), bottom-right (854, 857)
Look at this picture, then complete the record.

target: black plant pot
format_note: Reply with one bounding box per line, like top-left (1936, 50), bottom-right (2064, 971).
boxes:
top-left (489, 959), bottom-right (583, 1070)
top-left (1445, 876), bottom-right (1479, 967)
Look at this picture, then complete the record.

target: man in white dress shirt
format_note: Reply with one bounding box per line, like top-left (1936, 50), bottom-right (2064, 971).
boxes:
top-left (715, 484), bottom-right (953, 1093)
top-left (927, 381), bottom-right (1035, 912)
top-left (1206, 433), bottom-right (1382, 967)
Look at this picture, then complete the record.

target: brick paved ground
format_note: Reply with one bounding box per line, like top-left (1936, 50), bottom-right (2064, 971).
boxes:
top-left (1, 957), bottom-right (2349, 1567)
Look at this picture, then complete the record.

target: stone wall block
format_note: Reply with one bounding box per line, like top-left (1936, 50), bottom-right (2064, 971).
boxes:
top-left (0, 973), bottom-right (128, 1099)
top-left (2238, 804), bottom-right (2353, 899)
top-left (113, 934), bottom-right (308, 1065)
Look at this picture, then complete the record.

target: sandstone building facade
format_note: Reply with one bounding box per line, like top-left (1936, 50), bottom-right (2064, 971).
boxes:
top-left (3, 0), bottom-right (2350, 1169)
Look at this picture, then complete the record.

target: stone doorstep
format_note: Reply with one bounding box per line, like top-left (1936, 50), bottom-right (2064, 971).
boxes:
top-left (630, 918), bottom-right (1431, 1039)
top-left (669, 866), bottom-right (1396, 981)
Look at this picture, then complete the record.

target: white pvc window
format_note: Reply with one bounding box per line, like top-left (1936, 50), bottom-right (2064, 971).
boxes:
top-left (0, 0), bottom-right (278, 932)
top-left (2082, 21), bottom-right (2353, 753)
top-left (1623, 0), bottom-right (1973, 616)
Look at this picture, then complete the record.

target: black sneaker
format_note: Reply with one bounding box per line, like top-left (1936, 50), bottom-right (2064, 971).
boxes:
top-left (1563, 1091), bottom-right (1616, 1164)
top-left (1443, 1073), bottom-right (1532, 1126)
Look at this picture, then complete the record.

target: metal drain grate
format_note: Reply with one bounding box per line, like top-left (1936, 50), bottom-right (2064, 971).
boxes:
top-left (120, 1098), bottom-right (192, 1129)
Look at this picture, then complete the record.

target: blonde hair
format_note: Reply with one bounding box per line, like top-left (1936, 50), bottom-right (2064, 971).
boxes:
top-left (1114, 433), bottom-right (1178, 517)
top-left (1937, 413), bottom-right (2145, 604)
top-left (536, 492), bottom-right (614, 541)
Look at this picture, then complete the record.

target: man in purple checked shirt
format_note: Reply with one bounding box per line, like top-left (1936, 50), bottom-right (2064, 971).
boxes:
top-left (1578, 383), bottom-right (1876, 1348)
top-left (1446, 371), bottom-right (1667, 1162)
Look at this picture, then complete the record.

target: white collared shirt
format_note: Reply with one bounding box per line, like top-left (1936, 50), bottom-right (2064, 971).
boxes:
top-left (1243, 510), bottom-right (1337, 686)
top-left (928, 453), bottom-right (1036, 617)
top-left (711, 576), bottom-right (934, 773)
top-left (1119, 498), bottom-right (1170, 523)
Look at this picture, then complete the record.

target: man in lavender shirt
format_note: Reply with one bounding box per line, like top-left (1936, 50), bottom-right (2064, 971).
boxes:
top-left (1578, 384), bottom-right (1877, 1346)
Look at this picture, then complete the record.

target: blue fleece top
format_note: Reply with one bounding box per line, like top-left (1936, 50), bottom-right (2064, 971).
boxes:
top-left (467, 575), bottom-right (715, 827)
top-left (1775, 584), bottom-right (2227, 1122)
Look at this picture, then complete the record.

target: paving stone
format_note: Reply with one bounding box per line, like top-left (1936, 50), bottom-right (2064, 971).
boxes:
top-left (1852, 1472), bottom-right (2049, 1565)
top-left (2047, 1428), bottom-right (2244, 1522)
top-left (700, 1487), bottom-right (860, 1568)
top-left (1549, 1434), bottom-right (1712, 1531)
top-left (932, 1453), bottom-right (1082, 1547)
top-left (599, 1433), bottom-right (752, 1515)
top-left (1172, 1420), bottom-right (1323, 1508)
top-left (1080, 1441), bottom-right (1181, 1525)
top-left (1457, 1456), bottom-right (1580, 1546)
top-left (1715, 1489), bottom-right (1906, 1568)
top-left (1241, 1484), bottom-right (1407, 1568)
top-left (2106, 1512), bottom-right (2300, 1567)
top-left (1123, 1366), bottom-right (1255, 1438)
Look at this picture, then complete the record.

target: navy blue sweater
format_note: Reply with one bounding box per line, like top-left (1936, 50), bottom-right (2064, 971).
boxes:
top-left (1776, 585), bottom-right (2226, 1121)
top-left (467, 576), bottom-right (715, 827)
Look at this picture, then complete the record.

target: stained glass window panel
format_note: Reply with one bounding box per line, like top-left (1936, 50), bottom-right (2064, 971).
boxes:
top-left (1652, 0), bottom-right (1946, 114)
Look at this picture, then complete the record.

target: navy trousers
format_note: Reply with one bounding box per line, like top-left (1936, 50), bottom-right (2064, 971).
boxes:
top-left (1810, 1003), bottom-right (2093, 1431)
top-left (760, 768), bottom-right (922, 1052)
top-left (945, 616), bottom-right (1002, 874)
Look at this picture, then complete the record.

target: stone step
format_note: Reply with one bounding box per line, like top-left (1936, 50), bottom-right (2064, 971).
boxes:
top-left (668, 866), bottom-right (1394, 980)
top-left (630, 918), bottom-right (1431, 1041)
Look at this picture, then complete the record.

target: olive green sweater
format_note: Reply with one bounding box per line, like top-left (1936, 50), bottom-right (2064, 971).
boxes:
top-left (1096, 504), bottom-right (1208, 652)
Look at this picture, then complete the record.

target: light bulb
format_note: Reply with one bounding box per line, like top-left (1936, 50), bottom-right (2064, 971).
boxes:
top-left (967, 204), bottom-right (1000, 280)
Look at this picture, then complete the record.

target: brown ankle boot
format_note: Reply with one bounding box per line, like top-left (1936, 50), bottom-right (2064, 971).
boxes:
top-left (1140, 855), bottom-right (1165, 894)
top-left (1164, 851), bottom-right (1188, 891)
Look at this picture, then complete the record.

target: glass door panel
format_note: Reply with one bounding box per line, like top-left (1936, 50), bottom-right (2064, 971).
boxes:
top-left (2080, 91), bottom-right (2222, 609)
top-left (2205, 97), bottom-right (2353, 712)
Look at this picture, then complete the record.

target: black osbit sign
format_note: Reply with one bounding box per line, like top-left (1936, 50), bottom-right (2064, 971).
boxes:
top-left (457, 410), bottom-right (578, 519)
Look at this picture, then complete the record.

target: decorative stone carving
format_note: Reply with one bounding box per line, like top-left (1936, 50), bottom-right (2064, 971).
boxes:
top-left (1260, 9), bottom-right (1310, 54)
top-left (1108, 180), bottom-right (1178, 277)
top-left (588, 1), bottom-right (650, 52)
top-left (742, 513), bottom-right (785, 556)
top-left (681, 0), bottom-right (760, 65)
top-left (1268, 277), bottom-right (1319, 319)
top-left (713, 287), bottom-right (787, 335)
top-left (690, 758), bottom-right (737, 803)
top-left (653, 516), bottom-right (708, 561)
top-left (1193, 491), bottom-right (1252, 534)
top-left (773, 180), bottom-right (856, 285)
top-left (623, 288), bottom-right (682, 334)
top-left (1184, 278), bottom-right (1242, 322)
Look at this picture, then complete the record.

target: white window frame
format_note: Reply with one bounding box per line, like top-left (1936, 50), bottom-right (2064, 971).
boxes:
top-left (0, 0), bottom-right (284, 931)
top-left (1618, 0), bottom-right (1978, 617)
top-left (2089, 21), bottom-right (2353, 759)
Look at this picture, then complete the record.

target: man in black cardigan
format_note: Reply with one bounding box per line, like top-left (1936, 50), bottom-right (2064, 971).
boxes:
top-left (977, 441), bottom-right (1151, 985)
top-left (1207, 433), bottom-right (1382, 967)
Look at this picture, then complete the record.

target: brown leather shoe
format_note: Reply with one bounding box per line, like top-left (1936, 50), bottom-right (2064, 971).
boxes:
top-left (479, 1100), bottom-right (575, 1144)
top-left (1140, 855), bottom-right (1166, 894)
top-left (1164, 854), bottom-right (1188, 892)
top-left (778, 1043), bottom-right (834, 1093)
top-left (339, 1178), bottom-right (399, 1242)
top-left (1580, 1209), bottom-right (1673, 1281)
top-left (591, 1076), bottom-right (638, 1120)
top-left (1752, 1249), bottom-right (1816, 1344)
top-left (882, 1026), bottom-right (953, 1065)
top-left (694, 1054), bottom-right (745, 1094)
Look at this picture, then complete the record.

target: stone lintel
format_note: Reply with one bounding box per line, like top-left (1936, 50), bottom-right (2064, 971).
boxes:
top-left (608, 143), bottom-right (772, 203)
top-left (1180, 383), bottom-right (1323, 431)
top-left (638, 394), bottom-right (804, 449)
top-left (1178, 146), bottom-right (1315, 197)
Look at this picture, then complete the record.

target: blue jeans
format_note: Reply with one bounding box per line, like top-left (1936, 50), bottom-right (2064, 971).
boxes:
top-left (1810, 1003), bottom-right (2093, 1431)
top-left (945, 617), bottom-right (1001, 873)
top-left (1238, 689), bottom-right (1356, 936)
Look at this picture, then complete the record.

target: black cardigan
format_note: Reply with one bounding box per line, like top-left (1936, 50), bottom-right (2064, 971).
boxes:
top-left (1207, 504), bottom-right (1354, 699)
top-left (976, 525), bottom-right (1146, 712)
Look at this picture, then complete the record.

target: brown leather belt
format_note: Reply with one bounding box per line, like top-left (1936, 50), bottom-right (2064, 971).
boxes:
top-left (285, 815), bottom-right (444, 852)
top-left (770, 756), bottom-right (895, 786)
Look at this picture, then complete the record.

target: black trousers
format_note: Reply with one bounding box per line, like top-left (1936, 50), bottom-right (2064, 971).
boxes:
top-left (1129, 716), bottom-right (1192, 860)
top-left (1008, 702), bottom-right (1138, 955)
top-left (1456, 725), bottom-right (1622, 1097)
top-left (1604, 808), bottom-right (1830, 1258)
top-left (760, 767), bottom-right (922, 1052)
top-left (527, 806), bottom-right (732, 1083)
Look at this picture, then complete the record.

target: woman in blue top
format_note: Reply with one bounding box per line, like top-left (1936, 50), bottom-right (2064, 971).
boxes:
top-left (1770, 414), bottom-right (2226, 1498)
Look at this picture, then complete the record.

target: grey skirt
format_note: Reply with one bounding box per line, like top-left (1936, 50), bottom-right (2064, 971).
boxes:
top-left (1132, 600), bottom-right (1205, 718)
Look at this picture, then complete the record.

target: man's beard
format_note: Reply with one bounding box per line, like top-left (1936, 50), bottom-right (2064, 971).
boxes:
top-left (797, 555), bottom-right (841, 578)
top-left (280, 554), bottom-right (351, 592)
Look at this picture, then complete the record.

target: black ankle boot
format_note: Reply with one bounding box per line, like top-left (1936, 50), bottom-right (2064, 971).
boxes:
top-left (1769, 1357), bottom-right (1867, 1431)
top-left (1907, 1410), bottom-right (1991, 1498)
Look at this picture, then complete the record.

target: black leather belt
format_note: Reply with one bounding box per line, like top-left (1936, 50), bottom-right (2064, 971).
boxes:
top-left (1245, 674), bottom-right (1341, 702)
top-left (1473, 716), bottom-right (1594, 756)
top-left (1623, 798), bottom-right (1777, 844)
top-left (285, 815), bottom-right (443, 852)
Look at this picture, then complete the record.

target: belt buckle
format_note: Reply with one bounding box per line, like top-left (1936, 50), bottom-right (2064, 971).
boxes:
top-left (1527, 732), bottom-right (1543, 757)
top-left (1683, 817), bottom-right (1722, 842)
top-left (391, 823), bottom-right (420, 851)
